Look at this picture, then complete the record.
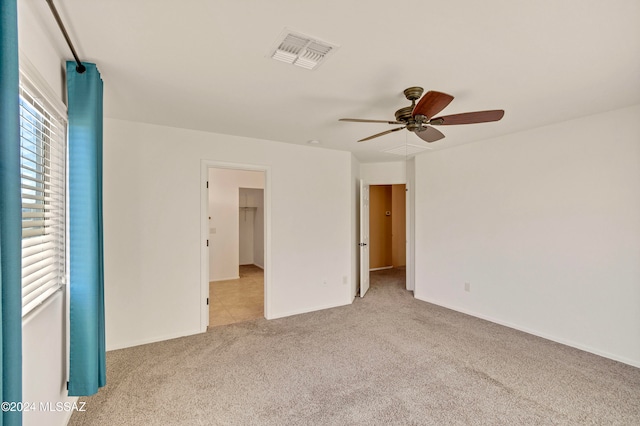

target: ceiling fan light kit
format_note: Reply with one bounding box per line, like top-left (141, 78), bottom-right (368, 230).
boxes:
top-left (340, 87), bottom-right (505, 143)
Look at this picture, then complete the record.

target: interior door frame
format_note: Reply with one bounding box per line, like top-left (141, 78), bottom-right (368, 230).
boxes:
top-left (406, 158), bottom-right (415, 292)
top-left (359, 180), bottom-right (370, 297)
top-left (358, 175), bottom-right (413, 293)
top-left (200, 160), bottom-right (272, 331)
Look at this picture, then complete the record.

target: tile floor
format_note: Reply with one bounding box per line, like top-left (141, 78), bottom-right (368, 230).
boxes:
top-left (209, 264), bottom-right (264, 328)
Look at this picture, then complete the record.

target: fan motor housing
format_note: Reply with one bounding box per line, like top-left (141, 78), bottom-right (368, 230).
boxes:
top-left (394, 106), bottom-right (414, 122)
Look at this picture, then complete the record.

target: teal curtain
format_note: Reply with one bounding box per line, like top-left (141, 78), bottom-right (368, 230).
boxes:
top-left (67, 61), bottom-right (106, 396)
top-left (0, 0), bottom-right (23, 424)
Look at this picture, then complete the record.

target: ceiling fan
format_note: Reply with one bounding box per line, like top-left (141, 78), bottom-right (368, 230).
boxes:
top-left (339, 87), bottom-right (504, 143)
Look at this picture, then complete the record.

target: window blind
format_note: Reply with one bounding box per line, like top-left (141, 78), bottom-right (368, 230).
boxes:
top-left (19, 78), bottom-right (67, 316)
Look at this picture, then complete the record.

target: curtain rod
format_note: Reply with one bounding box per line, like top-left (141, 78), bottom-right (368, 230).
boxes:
top-left (45, 0), bottom-right (86, 73)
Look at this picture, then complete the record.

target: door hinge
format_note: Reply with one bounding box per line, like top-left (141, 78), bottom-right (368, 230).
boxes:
top-left (206, 240), bottom-right (209, 247)
top-left (206, 181), bottom-right (209, 188)
top-left (207, 298), bottom-right (209, 305)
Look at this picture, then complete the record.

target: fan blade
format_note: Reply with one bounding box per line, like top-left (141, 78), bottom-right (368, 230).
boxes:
top-left (340, 118), bottom-right (404, 125)
top-left (358, 126), bottom-right (405, 142)
top-left (415, 126), bottom-right (445, 143)
top-left (430, 110), bottom-right (504, 125)
top-left (412, 91), bottom-right (454, 119)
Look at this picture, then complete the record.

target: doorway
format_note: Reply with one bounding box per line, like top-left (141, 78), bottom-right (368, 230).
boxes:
top-left (201, 161), bottom-right (270, 331)
top-left (369, 184), bottom-right (406, 271)
top-left (207, 188), bottom-right (265, 326)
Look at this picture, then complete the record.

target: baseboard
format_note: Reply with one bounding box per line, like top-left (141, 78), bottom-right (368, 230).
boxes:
top-left (268, 300), bottom-right (352, 320)
top-left (61, 397), bottom-right (79, 425)
top-left (413, 294), bottom-right (640, 369)
top-left (370, 266), bottom-right (393, 271)
top-left (253, 263), bottom-right (264, 270)
top-left (106, 328), bottom-right (203, 351)
top-left (211, 275), bottom-right (240, 282)
top-left (110, 299), bottom-right (351, 349)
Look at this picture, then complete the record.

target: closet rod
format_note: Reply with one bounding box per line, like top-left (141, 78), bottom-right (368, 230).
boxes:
top-left (45, 0), bottom-right (86, 73)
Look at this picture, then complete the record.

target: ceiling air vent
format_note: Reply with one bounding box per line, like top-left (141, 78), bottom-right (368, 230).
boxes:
top-left (270, 30), bottom-right (337, 70)
top-left (383, 144), bottom-right (432, 157)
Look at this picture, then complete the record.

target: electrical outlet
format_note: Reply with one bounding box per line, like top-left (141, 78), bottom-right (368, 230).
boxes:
top-left (464, 282), bottom-right (471, 292)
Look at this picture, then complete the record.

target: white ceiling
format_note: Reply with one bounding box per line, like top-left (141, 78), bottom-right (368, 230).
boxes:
top-left (28, 0), bottom-right (640, 162)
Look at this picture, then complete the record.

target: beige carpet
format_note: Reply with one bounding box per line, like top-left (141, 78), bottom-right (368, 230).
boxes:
top-left (69, 268), bottom-right (640, 425)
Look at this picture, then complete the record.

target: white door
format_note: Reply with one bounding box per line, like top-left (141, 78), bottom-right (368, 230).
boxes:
top-left (360, 180), bottom-right (370, 297)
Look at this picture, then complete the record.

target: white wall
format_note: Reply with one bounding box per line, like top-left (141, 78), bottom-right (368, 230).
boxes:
top-left (360, 161), bottom-right (406, 184)
top-left (238, 188), bottom-right (264, 267)
top-left (18, 2), bottom-right (77, 426)
top-left (253, 190), bottom-right (265, 268)
top-left (247, 188), bottom-right (265, 268)
top-left (104, 119), bottom-right (353, 349)
top-left (18, 0), bottom-right (66, 102)
top-left (21, 294), bottom-right (75, 426)
top-left (415, 104), bottom-right (640, 367)
top-left (208, 169), bottom-right (264, 281)
top-left (239, 208), bottom-right (255, 266)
